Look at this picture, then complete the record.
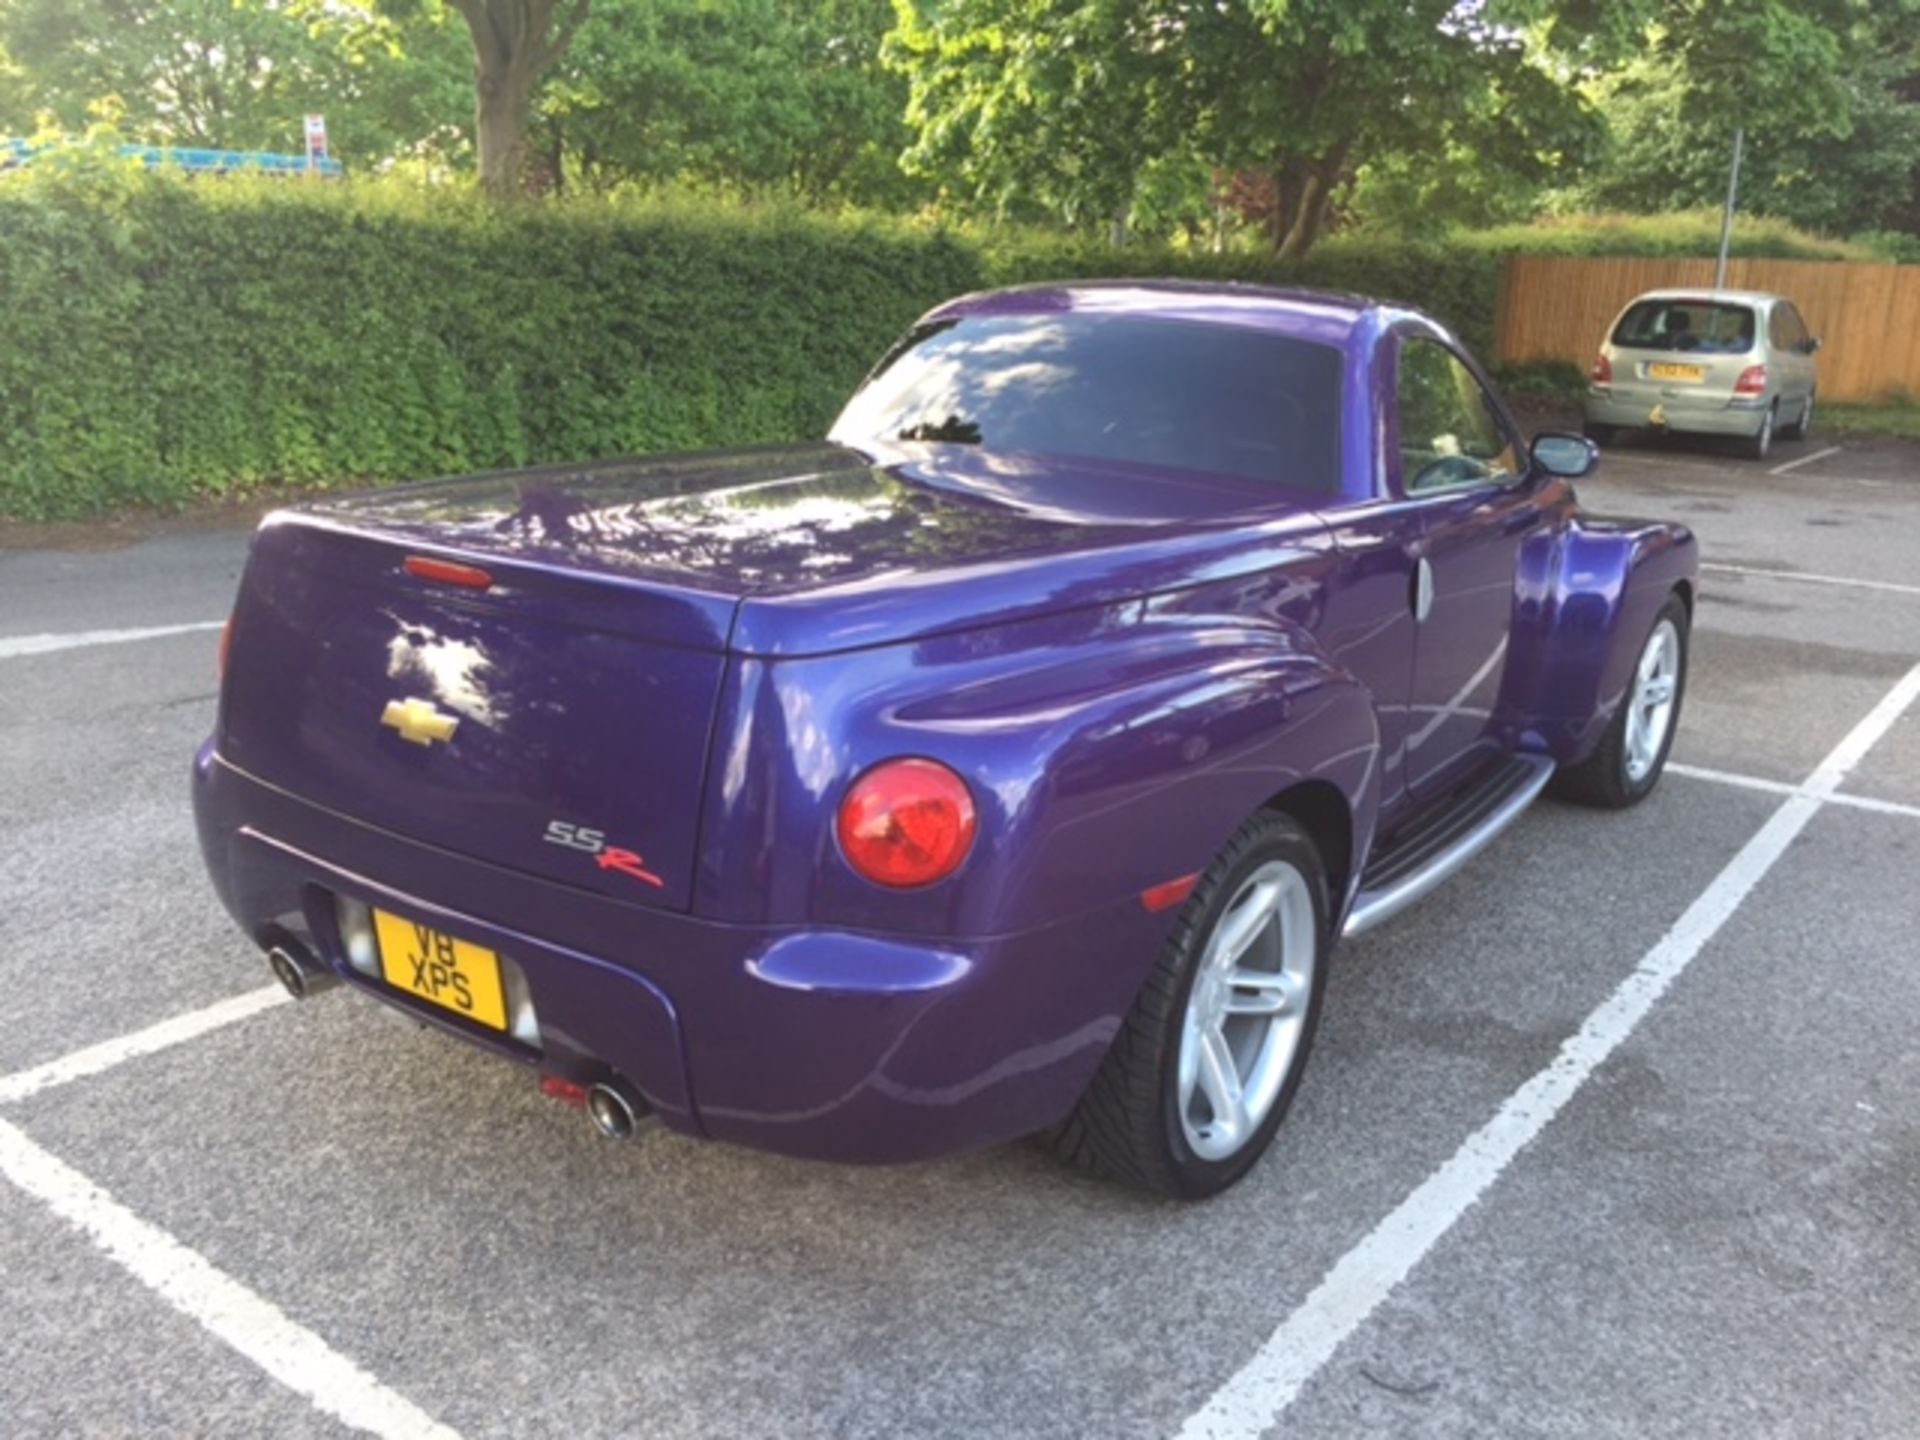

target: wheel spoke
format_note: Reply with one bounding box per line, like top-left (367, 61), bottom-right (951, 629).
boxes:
top-left (1195, 1024), bottom-right (1248, 1136)
top-left (1177, 1008), bottom-right (1202, 1108)
top-left (1211, 884), bottom-right (1278, 970)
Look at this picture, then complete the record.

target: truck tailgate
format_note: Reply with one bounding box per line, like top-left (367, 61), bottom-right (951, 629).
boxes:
top-left (217, 515), bottom-right (734, 911)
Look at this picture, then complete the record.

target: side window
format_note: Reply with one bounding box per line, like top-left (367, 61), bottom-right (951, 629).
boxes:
top-left (1396, 338), bottom-right (1519, 493)
top-left (1768, 307), bottom-right (1788, 348)
top-left (1783, 304), bottom-right (1809, 350)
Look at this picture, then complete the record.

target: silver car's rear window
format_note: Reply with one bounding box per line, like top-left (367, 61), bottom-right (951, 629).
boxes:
top-left (1612, 299), bottom-right (1756, 356)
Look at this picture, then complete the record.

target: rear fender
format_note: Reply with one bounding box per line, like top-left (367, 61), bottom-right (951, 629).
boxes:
top-left (696, 591), bottom-right (1380, 942)
top-left (1504, 513), bottom-right (1698, 763)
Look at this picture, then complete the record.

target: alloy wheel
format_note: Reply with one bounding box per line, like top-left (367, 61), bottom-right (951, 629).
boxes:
top-left (1176, 859), bottom-right (1318, 1162)
top-left (1624, 617), bottom-right (1681, 783)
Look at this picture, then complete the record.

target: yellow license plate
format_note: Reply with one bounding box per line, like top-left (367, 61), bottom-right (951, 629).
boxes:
top-left (373, 909), bottom-right (508, 1030)
top-left (1648, 362), bottom-right (1706, 382)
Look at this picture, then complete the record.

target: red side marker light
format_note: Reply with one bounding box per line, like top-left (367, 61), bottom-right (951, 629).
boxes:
top-left (1141, 873), bottom-right (1200, 913)
top-left (838, 758), bottom-right (978, 888)
top-left (539, 1075), bottom-right (589, 1107)
top-left (217, 615), bottom-right (234, 682)
top-left (404, 555), bottom-right (494, 590)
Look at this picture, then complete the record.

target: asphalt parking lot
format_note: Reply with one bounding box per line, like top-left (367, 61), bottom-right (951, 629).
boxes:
top-left (2, 434), bottom-right (1917, 1439)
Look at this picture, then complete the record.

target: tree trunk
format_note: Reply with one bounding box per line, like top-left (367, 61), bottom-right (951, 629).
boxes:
top-left (1274, 143), bottom-right (1351, 261)
top-left (1276, 169), bottom-right (1328, 260)
top-left (452, 0), bottom-right (591, 201)
top-left (474, 60), bottom-right (535, 198)
top-left (1269, 157), bottom-right (1309, 254)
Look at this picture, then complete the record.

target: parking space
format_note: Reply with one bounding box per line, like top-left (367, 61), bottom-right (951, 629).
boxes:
top-left (1280, 813), bottom-right (1920, 1439)
top-left (2, 439), bottom-right (1916, 1439)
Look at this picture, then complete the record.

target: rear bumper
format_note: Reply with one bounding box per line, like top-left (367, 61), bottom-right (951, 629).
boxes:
top-left (1585, 388), bottom-right (1769, 438)
top-left (192, 744), bottom-right (1158, 1164)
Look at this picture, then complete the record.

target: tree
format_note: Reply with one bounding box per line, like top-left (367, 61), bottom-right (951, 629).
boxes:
top-left (1565, 1), bottom-right (1920, 236)
top-left (0, 0), bottom-right (467, 165)
top-left (442, 0), bottom-right (590, 195)
top-left (1191, 3), bottom-right (1604, 256)
top-left (887, 0), bottom-right (1602, 255)
top-left (887, 0), bottom-right (1180, 232)
top-left (538, 0), bottom-right (917, 205)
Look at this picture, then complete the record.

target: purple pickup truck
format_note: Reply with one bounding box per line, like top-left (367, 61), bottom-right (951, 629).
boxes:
top-left (194, 281), bottom-right (1696, 1197)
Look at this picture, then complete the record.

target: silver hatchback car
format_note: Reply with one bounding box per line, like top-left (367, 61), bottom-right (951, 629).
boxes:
top-left (1583, 288), bottom-right (1820, 461)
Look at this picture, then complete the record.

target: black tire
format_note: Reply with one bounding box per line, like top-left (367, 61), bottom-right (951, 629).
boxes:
top-left (1736, 403), bottom-right (1776, 461)
top-left (1553, 592), bottom-right (1690, 809)
top-left (1583, 421), bottom-right (1618, 447)
top-left (1053, 812), bottom-right (1329, 1199)
top-left (1781, 390), bottom-right (1815, 441)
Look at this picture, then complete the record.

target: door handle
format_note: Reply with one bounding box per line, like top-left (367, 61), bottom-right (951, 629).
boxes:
top-left (1411, 557), bottom-right (1434, 623)
top-left (1504, 505), bottom-right (1542, 535)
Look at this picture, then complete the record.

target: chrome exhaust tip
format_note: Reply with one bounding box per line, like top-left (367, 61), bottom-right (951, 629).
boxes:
top-left (586, 1077), bottom-right (650, 1142)
top-left (264, 933), bottom-right (337, 1000)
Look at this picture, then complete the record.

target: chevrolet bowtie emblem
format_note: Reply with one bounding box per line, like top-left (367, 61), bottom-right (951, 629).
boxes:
top-left (381, 696), bottom-right (459, 747)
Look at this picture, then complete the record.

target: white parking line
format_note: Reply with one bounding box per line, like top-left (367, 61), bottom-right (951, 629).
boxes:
top-left (0, 987), bottom-right (287, 1106)
top-left (1702, 562), bottom-right (1920, 599)
top-left (1669, 762), bottom-right (1920, 821)
top-left (1176, 660), bottom-right (1920, 1440)
top-left (1770, 444), bottom-right (1843, 476)
top-left (0, 620), bottom-right (223, 660)
top-left (0, 1115), bottom-right (462, 1439)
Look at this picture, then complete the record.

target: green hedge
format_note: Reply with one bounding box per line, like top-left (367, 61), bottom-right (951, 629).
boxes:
top-left (1455, 209), bottom-right (1874, 261)
top-left (0, 170), bottom-right (1870, 520)
top-left (0, 173), bottom-right (988, 518)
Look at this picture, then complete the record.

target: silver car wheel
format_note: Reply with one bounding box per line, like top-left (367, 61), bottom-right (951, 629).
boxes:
top-left (1624, 617), bottom-right (1681, 783)
top-left (1754, 406), bottom-right (1774, 458)
top-left (1176, 859), bottom-right (1318, 1162)
top-left (1801, 392), bottom-right (1815, 436)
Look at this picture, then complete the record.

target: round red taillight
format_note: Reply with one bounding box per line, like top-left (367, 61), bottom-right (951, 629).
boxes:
top-left (836, 758), bottom-right (978, 889)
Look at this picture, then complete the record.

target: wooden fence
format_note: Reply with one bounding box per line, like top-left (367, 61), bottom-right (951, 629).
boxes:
top-left (1494, 254), bottom-right (1920, 404)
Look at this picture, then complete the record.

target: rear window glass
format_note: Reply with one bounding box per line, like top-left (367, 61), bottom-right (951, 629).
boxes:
top-left (831, 312), bottom-right (1343, 491)
top-left (1612, 299), bottom-right (1756, 355)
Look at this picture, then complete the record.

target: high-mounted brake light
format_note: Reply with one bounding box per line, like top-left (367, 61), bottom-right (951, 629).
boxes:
top-left (837, 758), bottom-right (978, 889)
top-left (1589, 353), bottom-right (1612, 384)
top-left (404, 555), bottom-right (495, 590)
top-left (1734, 364), bottom-right (1768, 397)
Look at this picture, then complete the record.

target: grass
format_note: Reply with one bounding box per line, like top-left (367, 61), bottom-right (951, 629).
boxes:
top-left (1819, 402), bottom-right (1920, 439)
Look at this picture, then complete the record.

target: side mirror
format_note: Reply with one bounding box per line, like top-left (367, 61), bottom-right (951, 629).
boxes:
top-left (1805, 337), bottom-right (1823, 354)
top-left (1530, 432), bottom-right (1598, 479)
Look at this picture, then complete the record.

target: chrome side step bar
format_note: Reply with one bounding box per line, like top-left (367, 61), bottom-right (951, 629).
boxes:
top-left (1342, 754), bottom-right (1556, 939)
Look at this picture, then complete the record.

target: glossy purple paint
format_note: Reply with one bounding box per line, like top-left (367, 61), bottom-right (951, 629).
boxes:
top-left (193, 281), bottom-right (1697, 1164)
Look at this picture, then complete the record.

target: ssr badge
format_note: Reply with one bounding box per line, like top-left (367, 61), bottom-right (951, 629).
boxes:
top-left (542, 819), bottom-right (664, 889)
